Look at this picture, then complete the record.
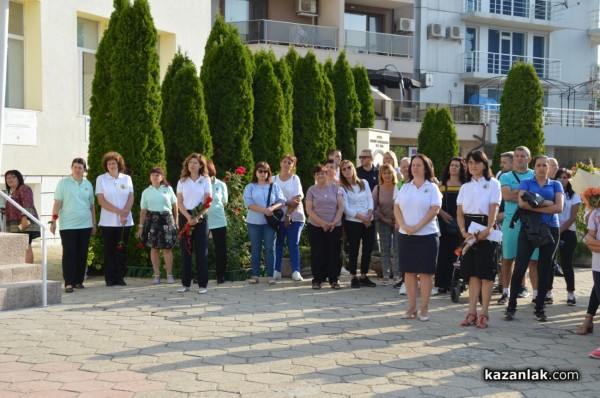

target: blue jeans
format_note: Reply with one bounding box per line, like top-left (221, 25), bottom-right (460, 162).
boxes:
top-left (275, 221), bottom-right (304, 273)
top-left (376, 221), bottom-right (399, 278)
top-left (248, 223), bottom-right (277, 277)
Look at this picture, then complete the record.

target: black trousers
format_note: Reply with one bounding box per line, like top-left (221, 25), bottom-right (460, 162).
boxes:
top-left (101, 226), bottom-right (131, 284)
top-left (508, 226), bottom-right (559, 312)
top-left (60, 228), bottom-right (92, 286)
top-left (179, 214), bottom-right (209, 288)
top-left (211, 226), bottom-right (228, 281)
top-left (345, 220), bottom-right (375, 275)
top-left (549, 229), bottom-right (577, 292)
top-left (308, 223), bottom-right (342, 284)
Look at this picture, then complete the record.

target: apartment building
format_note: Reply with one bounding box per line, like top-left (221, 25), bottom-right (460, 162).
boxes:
top-left (218, 0), bottom-right (600, 166)
top-left (1, 0), bottom-right (211, 228)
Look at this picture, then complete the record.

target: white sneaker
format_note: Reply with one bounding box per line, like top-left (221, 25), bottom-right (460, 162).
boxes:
top-left (166, 275), bottom-right (175, 284)
top-left (273, 270), bottom-right (282, 280)
top-left (399, 284), bottom-right (407, 295)
top-left (177, 287), bottom-right (189, 293)
top-left (340, 267), bottom-right (350, 275)
top-left (198, 288), bottom-right (207, 294)
top-left (431, 287), bottom-right (439, 296)
top-left (292, 271), bottom-right (304, 281)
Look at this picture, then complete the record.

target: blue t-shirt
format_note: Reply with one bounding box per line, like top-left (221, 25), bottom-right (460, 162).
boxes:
top-left (519, 178), bottom-right (564, 227)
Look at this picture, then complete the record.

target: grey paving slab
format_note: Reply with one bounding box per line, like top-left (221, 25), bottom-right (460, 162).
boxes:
top-left (0, 245), bottom-right (597, 396)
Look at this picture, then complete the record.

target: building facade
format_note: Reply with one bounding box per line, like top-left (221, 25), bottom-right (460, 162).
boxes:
top-left (1, 0), bottom-right (211, 230)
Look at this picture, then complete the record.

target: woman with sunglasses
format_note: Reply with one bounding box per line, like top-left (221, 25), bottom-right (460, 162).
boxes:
top-left (243, 162), bottom-right (286, 285)
top-left (339, 160), bottom-right (376, 288)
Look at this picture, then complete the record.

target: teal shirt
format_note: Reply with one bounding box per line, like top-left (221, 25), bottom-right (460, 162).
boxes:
top-left (140, 185), bottom-right (176, 212)
top-left (207, 178), bottom-right (228, 229)
top-left (54, 176), bottom-right (95, 230)
top-left (499, 169), bottom-right (534, 220)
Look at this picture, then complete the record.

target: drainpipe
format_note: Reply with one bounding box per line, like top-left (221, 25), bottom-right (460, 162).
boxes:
top-left (472, 123), bottom-right (487, 152)
top-left (0, 0), bottom-right (9, 173)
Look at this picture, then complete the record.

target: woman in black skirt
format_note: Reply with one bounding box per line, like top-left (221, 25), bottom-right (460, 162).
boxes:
top-left (457, 151), bottom-right (501, 328)
top-left (394, 154), bottom-right (442, 321)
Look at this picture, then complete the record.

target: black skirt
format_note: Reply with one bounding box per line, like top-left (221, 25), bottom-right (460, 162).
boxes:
top-left (398, 233), bottom-right (439, 274)
top-left (461, 214), bottom-right (498, 281)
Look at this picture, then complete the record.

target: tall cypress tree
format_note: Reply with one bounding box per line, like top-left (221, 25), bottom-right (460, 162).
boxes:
top-left (274, 57), bottom-right (294, 157)
top-left (284, 46), bottom-right (300, 75)
top-left (201, 18), bottom-right (254, 174)
top-left (493, 62), bottom-right (544, 167)
top-left (322, 72), bottom-right (337, 158)
top-left (293, 51), bottom-right (331, 184)
top-left (111, 0), bottom-right (165, 224)
top-left (353, 65), bottom-right (375, 129)
top-left (161, 51), bottom-right (212, 185)
top-left (88, 0), bottom-right (126, 184)
top-left (333, 52), bottom-right (361, 164)
top-left (251, 53), bottom-right (290, 169)
top-left (417, 107), bottom-right (458, 177)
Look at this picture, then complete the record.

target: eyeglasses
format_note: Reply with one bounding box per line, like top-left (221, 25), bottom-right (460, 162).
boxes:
top-left (359, 156), bottom-right (371, 160)
top-left (257, 169), bottom-right (268, 174)
top-left (341, 166), bottom-right (353, 172)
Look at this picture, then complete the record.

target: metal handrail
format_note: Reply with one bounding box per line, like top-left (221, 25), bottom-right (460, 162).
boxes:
top-left (0, 190), bottom-right (48, 307)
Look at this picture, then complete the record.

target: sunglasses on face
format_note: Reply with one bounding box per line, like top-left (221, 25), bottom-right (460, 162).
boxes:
top-left (257, 169), bottom-right (268, 174)
top-left (359, 156), bottom-right (371, 160)
top-left (342, 166), bottom-right (353, 172)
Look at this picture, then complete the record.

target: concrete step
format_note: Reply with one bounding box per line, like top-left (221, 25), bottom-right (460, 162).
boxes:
top-left (0, 233), bottom-right (28, 265)
top-left (0, 280), bottom-right (62, 310)
top-left (0, 263), bottom-right (42, 283)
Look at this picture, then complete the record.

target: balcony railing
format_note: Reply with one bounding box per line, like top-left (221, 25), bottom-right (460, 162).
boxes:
top-left (390, 102), bottom-right (599, 128)
top-left (482, 107), bottom-right (600, 127)
top-left (464, 51), bottom-right (562, 80)
top-left (345, 30), bottom-right (413, 58)
top-left (392, 101), bottom-right (490, 124)
top-left (592, 10), bottom-right (600, 29)
top-left (230, 20), bottom-right (338, 50)
top-left (464, 0), bottom-right (564, 22)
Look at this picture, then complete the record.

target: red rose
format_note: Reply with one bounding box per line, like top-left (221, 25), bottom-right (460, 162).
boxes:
top-left (52, 214), bottom-right (59, 220)
top-left (136, 243), bottom-right (144, 249)
top-left (117, 245), bottom-right (124, 251)
top-left (234, 208), bottom-right (240, 215)
top-left (224, 176), bottom-right (231, 182)
top-left (235, 166), bottom-right (246, 176)
top-left (454, 247), bottom-right (462, 257)
top-left (205, 196), bottom-right (213, 204)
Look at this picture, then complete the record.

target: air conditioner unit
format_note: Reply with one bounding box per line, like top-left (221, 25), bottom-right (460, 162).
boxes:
top-left (296, 0), bottom-right (317, 15)
top-left (446, 25), bottom-right (464, 41)
top-left (427, 23), bottom-right (444, 39)
top-left (395, 17), bottom-right (415, 32)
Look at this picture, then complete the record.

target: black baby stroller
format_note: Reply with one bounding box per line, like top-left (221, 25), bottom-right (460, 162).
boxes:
top-left (450, 251), bottom-right (466, 303)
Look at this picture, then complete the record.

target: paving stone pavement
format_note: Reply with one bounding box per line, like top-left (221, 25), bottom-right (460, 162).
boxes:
top-left (1, 245), bottom-right (599, 397)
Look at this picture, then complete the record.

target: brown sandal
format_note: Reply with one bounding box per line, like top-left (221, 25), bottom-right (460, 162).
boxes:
top-left (577, 314), bottom-right (594, 335)
top-left (476, 314), bottom-right (489, 329)
top-left (461, 312), bottom-right (477, 326)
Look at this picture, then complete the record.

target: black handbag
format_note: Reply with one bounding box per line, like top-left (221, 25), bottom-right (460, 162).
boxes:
top-left (528, 223), bottom-right (555, 248)
top-left (265, 183), bottom-right (284, 230)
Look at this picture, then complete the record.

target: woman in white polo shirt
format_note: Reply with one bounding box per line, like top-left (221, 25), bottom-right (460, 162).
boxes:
top-left (456, 150), bottom-right (501, 329)
top-left (394, 154), bottom-right (442, 321)
top-left (176, 153), bottom-right (212, 294)
top-left (95, 152), bottom-right (134, 287)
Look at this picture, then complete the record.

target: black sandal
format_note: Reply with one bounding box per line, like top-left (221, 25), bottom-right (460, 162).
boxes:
top-left (312, 283), bottom-right (321, 290)
top-left (330, 282), bottom-right (341, 290)
top-left (65, 285), bottom-right (74, 293)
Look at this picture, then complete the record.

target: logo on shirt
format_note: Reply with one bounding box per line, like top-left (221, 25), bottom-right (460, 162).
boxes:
top-left (120, 184), bottom-right (126, 190)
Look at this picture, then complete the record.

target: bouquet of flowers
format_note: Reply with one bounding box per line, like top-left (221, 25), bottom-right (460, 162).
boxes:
top-left (178, 196), bottom-right (213, 254)
top-left (570, 160), bottom-right (600, 208)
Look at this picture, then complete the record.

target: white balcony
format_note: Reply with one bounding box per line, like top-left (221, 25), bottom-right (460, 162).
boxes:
top-left (344, 30), bottom-right (413, 59)
top-left (481, 107), bottom-right (600, 128)
top-left (590, 10), bottom-right (600, 45)
top-left (231, 20), bottom-right (338, 50)
top-left (462, 51), bottom-right (561, 81)
top-left (462, 0), bottom-right (565, 31)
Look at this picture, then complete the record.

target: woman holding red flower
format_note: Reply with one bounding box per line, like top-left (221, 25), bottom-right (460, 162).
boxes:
top-left (95, 152), bottom-right (134, 287)
top-left (176, 153), bottom-right (212, 294)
